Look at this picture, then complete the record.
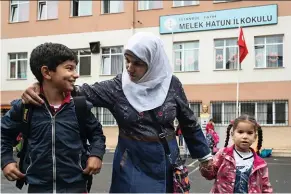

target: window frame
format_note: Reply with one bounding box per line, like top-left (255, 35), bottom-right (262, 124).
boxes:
top-left (74, 49), bottom-right (91, 76)
top-left (9, 0), bottom-right (30, 23)
top-left (254, 35), bottom-right (284, 69)
top-left (38, 0), bottom-right (47, 20)
top-left (138, 0), bottom-right (163, 11)
top-left (214, 38), bottom-right (239, 70)
top-left (213, 0), bottom-right (241, 3)
top-left (173, 41), bottom-right (200, 72)
top-left (173, 0), bottom-right (199, 7)
top-left (101, 46), bottom-right (124, 76)
top-left (8, 52), bottom-right (28, 80)
top-left (101, 0), bottom-right (123, 14)
top-left (70, 0), bottom-right (92, 17)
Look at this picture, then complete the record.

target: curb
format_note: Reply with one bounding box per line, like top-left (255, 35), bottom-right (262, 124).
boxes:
top-left (271, 149), bottom-right (291, 157)
top-left (106, 148), bottom-right (116, 153)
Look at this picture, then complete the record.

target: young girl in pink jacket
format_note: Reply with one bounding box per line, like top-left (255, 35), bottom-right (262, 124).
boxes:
top-left (200, 114), bottom-right (273, 193)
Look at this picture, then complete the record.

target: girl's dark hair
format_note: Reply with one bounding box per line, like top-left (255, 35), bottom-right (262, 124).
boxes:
top-left (256, 125), bottom-right (263, 154)
top-left (224, 114), bottom-right (263, 153)
top-left (224, 123), bottom-right (233, 147)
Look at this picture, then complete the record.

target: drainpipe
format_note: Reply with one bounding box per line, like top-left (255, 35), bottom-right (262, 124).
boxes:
top-left (131, 0), bottom-right (136, 35)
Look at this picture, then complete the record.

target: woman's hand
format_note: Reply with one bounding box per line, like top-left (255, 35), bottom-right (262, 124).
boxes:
top-left (83, 156), bottom-right (102, 175)
top-left (21, 83), bottom-right (43, 105)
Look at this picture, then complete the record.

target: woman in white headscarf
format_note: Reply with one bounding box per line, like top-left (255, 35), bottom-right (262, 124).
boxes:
top-left (22, 32), bottom-right (212, 193)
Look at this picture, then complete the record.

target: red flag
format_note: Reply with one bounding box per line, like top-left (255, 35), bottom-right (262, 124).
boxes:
top-left (237, 27), bottom-right (248, 63)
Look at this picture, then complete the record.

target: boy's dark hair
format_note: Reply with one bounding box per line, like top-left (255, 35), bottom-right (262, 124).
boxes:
top-left (224, 114), bottom-right (263, 154)
top-left (30, 42), bottom-right (78, 83)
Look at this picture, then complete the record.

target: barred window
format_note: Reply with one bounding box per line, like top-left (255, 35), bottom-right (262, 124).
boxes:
top-left (92, 107), bottom-right (117, 126)
top-left (211, 100), bottom-right (288, 126)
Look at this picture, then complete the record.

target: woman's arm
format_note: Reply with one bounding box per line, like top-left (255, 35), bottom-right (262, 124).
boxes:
top-left (174, 76), bottom-right (210, 159)
top-left (74, 75), bottom-right (120, 108)
top-left (22, 75), bottom-right (121, 108)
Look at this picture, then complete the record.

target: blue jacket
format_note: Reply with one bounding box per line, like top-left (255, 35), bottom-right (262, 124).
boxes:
top-left (1, 98), bottom-right (106, 185)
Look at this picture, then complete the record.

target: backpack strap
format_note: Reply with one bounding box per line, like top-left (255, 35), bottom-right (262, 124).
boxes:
top-left (73, 96), bottom-right (93, 193)
top-left (73, 96), bottom-right (87, 141)
top-left (16, 104), bottom-right (33, 189)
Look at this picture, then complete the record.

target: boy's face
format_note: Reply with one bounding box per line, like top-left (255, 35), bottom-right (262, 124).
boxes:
top-left (48, 60), bottom-right (79, 92)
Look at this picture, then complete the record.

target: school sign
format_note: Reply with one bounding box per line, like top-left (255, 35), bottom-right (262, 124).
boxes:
top-left (159, 4), bottom-right (278, 34)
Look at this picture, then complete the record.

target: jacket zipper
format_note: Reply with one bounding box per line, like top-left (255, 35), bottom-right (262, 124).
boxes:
top-left (44, 103), bottom-right (66, 194)
top-left (25, 154), bottom-right (32, 174)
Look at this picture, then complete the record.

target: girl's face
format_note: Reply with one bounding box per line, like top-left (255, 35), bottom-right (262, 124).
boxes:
top-left (124, 51), bottom-right (148, 83)
top-left (231, 121), bottom-right (257, 152)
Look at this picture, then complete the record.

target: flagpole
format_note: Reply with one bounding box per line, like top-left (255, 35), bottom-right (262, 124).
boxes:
top-left (236, 26), bottom-right (240, 118)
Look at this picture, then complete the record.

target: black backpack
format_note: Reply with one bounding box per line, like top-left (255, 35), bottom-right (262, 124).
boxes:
top-left (16, 96), bottom-right (93, 192)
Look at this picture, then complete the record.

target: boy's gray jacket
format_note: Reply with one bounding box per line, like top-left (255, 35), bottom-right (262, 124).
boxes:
top-left (1, 99), bottom-right (106, 185)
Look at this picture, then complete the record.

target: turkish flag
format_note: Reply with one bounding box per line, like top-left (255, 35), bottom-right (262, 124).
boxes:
top-left (237, 27), bottom-right (248, 63)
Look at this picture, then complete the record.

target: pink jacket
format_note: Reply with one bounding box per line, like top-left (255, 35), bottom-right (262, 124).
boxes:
top-left (200, 145), bottom-right (273, 193)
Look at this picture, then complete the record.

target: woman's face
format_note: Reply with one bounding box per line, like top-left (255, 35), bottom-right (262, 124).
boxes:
top-left (124, 50), bottom-right (148, 82)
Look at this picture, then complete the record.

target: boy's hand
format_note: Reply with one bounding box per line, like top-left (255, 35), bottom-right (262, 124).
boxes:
top-left (83, 156), bottom-right (102, 175)
top-left (3, 162), bottom-right (25, 181)
top-left (21, 82), bottom-right (43, 105)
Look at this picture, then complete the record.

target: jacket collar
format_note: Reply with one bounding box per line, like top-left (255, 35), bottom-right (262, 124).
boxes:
top-left (40, 86), bottom-right (71, 114)
top-left (224, 145), bottom-right (267, 169)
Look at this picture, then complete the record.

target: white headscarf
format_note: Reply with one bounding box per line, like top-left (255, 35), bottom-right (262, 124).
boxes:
top-left (122, 32), bottom-right (173, 113)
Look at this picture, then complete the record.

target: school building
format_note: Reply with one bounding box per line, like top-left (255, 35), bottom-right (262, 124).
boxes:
top-left (1, 0), bottom-right (290, 155)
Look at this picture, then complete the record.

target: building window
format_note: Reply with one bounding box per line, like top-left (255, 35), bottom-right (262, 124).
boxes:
top-left (254, 35), bottom-right (283, 68)
top-left (71, 0), bottom-right (92, 17)
top-left (73, 49), bottom-right (91, 76)
top-left (138, 0), bottom-right (163, 11)
top-left (8, 53), bottom-right (28, 79)
top-left (10, 0), bottom-right (30, 23)
top-left (94, 107), bottom-right (117, 126)
top-left (189, 102), bottom-right (201, 117)
top-left (173, 0), bottom-right (199, 7)
top-left (101, 46), bottom-right (124, 75)
top-left (211, 100), bottom-right (288, 126)
top-left (214, 0), bottom-right (240, 3)
top-left (214, 38), bottom-right (239, 70)
top-left (38, 0), bottom-right (58, 20)
top-left (173, 41), bottom-right (199, 72)
top-left (101, 0), bottom-right (123, 14)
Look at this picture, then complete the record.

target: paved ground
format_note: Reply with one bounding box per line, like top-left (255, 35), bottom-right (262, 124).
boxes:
top-left (1, 153), bottom-right (291, 193)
